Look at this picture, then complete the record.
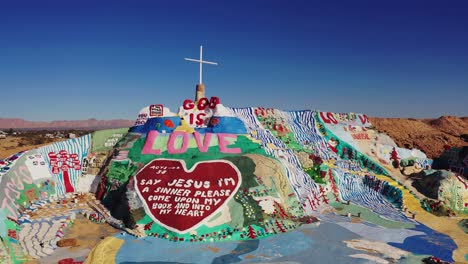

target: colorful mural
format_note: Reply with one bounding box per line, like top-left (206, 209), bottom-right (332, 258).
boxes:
top-left (317, 111), bottom-right (432, 171)
top-left (0, 101), bottom-right (466, 263)
top-left (36, 135), bottom-right (91, 196)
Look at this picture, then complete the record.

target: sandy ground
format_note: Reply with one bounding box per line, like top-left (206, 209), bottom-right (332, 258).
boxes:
top-left (30, 215), bottom-right (121, 264)
top-left (63, 215), bottom-right (120, 252)
top-left (22, 194), bottom-right (121, 263)
top-left (0, 137), bottom-right (64, 159)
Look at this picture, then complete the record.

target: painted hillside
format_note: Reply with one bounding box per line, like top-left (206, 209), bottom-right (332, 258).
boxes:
top-left (1, 96), bottom-right (467, 264)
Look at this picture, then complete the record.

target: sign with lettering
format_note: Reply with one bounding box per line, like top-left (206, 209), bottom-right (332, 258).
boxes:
top-left (134, 113), bottom-right (148, 126)
top-left (180, 97), bottom-right (220, 128)
top-left (320, 111), bottom-right (370, 126)
top-left (135, 159), bottom-right (241, 233)
top-left (149, 104), bottom-right (164, 117)
top-left (351, 132), bottom-right (371, 140)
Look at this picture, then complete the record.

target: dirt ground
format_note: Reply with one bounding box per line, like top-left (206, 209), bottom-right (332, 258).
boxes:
top-left (25, 215), bottom-right (121, 264)
top-left (58, 214), bottom-right (121, 254)
top-left (0, 137), bottom-right (64, 159)
top-left (370, 116), bottom-right (468, 159)
top-left (22, 194), bottom-right (121, 264)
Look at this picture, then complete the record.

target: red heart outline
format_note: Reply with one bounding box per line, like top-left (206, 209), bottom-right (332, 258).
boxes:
top-left (134, 159), bottom-right (242, 233)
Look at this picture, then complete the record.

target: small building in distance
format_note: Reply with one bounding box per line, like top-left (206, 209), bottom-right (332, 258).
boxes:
top-left (0, 131), bottom-right (6, 139)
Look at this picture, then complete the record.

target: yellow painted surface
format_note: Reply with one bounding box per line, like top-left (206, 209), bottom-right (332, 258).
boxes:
top-left (375, 174), bottom-right (468, 263)
top-left (174, 119), bottom-right (195, 133)
top-left (84, 236), bottom-right (124, 264)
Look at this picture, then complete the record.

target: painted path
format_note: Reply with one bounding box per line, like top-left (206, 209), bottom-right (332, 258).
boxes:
top-left (84, 219), bottom-right (458, 264)
top-left (375, 174), bottom-right (468, 263)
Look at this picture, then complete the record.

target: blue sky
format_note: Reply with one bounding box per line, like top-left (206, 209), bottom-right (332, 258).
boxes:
top-left (0, 0), bottom-right (467, 121)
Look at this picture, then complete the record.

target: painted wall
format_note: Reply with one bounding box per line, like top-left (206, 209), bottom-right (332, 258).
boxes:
top-left (316, 111), bottom-right (432, 170)
top-left (36, 135), bottom-right (91, 195)
top-left (0, 150), bottom-right (57, 263)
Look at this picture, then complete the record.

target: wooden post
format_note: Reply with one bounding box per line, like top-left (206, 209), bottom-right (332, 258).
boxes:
top-left (195, 84), bottom-right (205, 101)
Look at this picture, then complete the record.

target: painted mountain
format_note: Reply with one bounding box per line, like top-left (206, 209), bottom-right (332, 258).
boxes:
top-left (0, 96), bottom-right (467, 264)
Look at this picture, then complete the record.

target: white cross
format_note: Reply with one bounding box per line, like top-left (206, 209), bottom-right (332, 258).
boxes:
top-left (184, 46), bottom-right (218, 84)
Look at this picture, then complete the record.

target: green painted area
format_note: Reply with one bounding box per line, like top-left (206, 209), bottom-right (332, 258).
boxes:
top-left (304, 164), bottom-right (326, 184)
top-left (457, 219), bottom-right (468, 234)
top-left (402, 254), bottom-right (432, 264)
top-left (278, 132), bottom-right (302, 151)
top-left (400, 158), bottom-right (416, 167)
top-left (2, 220), bottom-right (27, 264)
top-left (91, 128), bottom-right (128, 152)
top-left (106, 132), bottom-right (305, 243)
top-left (225, 199), bottom-right (244, 227)
top-left (107, 160), bottom-right (137, 183)
top-left (330, 202), bottom-right (415, 229)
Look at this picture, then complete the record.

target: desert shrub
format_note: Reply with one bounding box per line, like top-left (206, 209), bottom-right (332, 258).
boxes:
top-left (32, 137), bottom-right (45, 145)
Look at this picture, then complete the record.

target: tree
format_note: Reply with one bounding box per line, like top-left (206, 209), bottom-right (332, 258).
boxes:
top-left (144, 221), bottom-right (154, 231)
top-left (247, 225), bottom-right (257, 239)
top-left (319, 185), bottom-right (326, 196)
top-left (275, 220), bottom-right (286, 233)
top-left (274, 201), bottom-right (289, 219)
top-left (48, 150), bottom-right (81, 193)
top-left (319, 185), bottom-right (329, 204)
top-left (7, 128), bottom-right (14, 135)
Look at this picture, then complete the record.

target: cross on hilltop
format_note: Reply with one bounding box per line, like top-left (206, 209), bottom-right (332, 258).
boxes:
top-left (185, 46), bottom-right (218, 101)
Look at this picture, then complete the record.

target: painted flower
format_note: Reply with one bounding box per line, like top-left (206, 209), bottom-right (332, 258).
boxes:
top-left (210, 117), bottom-right (220, 126)
top-left (164, 119), bottom-right (175, 128)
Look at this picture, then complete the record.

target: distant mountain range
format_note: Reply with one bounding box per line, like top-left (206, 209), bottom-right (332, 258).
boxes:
top-left (0, 118), bottom-right (134, 130)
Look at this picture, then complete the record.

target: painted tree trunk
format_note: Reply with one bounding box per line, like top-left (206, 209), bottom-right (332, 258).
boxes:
top-left (63, 170), bottom-right (75, 193)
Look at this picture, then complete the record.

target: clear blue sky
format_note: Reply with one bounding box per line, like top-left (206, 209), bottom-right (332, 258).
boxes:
top-left (0, 0), bottom-right (467, 121)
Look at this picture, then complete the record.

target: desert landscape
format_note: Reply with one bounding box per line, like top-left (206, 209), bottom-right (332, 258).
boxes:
top-left (0, 130), bottom-right (93, 159)
top-left (1, 1), bottom-right (467, 264)
top-left (370, 116), bottom-right (468, 159)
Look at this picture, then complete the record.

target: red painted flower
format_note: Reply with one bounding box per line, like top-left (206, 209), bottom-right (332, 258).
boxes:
top-left (164, 119), bottom-right (175, 128)
top-left (210, 117), bottom-right (220, 126)
top-left (8, 229), bottom-right (17, 240)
